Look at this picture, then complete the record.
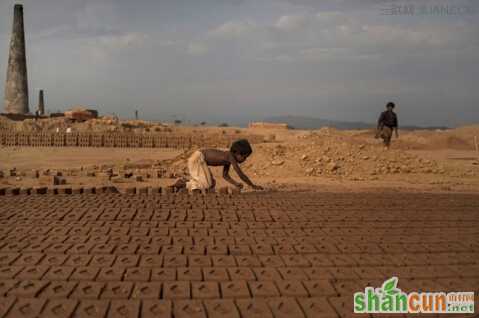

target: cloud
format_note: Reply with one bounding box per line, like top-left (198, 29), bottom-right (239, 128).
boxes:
top-left (33, 1), bottom-right (150, 63)
top-left (315, 11), bottom-right (354, 27)
top-left (255, 54), bottom-right (295, 63)
top-left (185, 20), bottom-right (259, 57)
top-left (187, 42), bottom-right (209, 55)
top-left (275, 15), bottom-right (310, 31)
top-left (300, 47), bottom-right (381, 61)
top-left (159, 40), bottom-right (181, 47)
top-left (83, 32), bottom-right (148, 62)
top-left (97, 32), bottom-right (148, 49)
top-left (27, 0), bottom-right (141, 41)
top-left (207, 20), bottom-right (257, 38)
top-left (184, 4), bottom-right (479, 66)
top-left (75, 1), bottom-right (119, 35)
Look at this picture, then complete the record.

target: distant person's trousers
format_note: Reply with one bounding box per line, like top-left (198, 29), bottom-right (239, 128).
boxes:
top-left (380, 126), bottom-right (393, 146)
top-left (186, 150), bottom-right (214, 191)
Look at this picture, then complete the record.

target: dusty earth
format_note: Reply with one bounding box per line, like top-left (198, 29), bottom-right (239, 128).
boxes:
top-left (1, 118), bottom-right (478, 194)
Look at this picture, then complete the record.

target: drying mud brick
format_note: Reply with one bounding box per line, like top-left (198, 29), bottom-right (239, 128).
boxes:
top-left (0, 191), bottom-right (477, 317)
top-left (0, 297), bottom-right (16, 317)
top-left (108, 300), bottom-right (140, 318)
top-left (235, 298), bottom-right (274, 318)
top-left (163, 281), bottom-right (191, 300)
top-left (141, 300), bottom-right (172, 318)
top-left (73, 299), bottom-right (109, 318)
top-left (5, 298), bottom-right (47, 318)
top-left (0, 131), bottom-right (263, 149)
top-left (173, 299), bottom-right (207, 318)
top-left (39, 299), bottom-right (78, 318)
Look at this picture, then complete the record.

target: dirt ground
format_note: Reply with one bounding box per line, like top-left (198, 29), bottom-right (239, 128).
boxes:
top-left (0, 147), bottom-right (181, 171)
top-left (1, 121), bottom-right (478, 194)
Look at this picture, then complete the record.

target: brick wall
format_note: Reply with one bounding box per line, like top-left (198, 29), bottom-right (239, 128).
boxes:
top-left (0, 132), bottom-right (264, 149)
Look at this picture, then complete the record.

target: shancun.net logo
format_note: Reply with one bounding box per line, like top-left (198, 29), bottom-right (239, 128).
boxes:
top-left (354, 277), bottom-right (475, 314)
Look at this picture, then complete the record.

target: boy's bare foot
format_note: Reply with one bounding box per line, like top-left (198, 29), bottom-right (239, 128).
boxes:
top-left (172, 178), bottom-right (187, 190)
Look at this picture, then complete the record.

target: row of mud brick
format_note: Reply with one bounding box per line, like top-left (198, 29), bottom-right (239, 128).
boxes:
top-left (0, 186), bottom-right (240, 196)
top-left (0, 276), bottom-right (360, 298)
top-left (0, 296), bottom-right (347, 318)
top-left (1, 276), bottom-right (478, 298)
top-left (0, 279), bottom-right (477, 317)
top-left (0, 132), bottom-right (264, 148)
top-left (1, 256), bottom-right (478, 279)
top-left (0, 133), bottom-right (191, 148)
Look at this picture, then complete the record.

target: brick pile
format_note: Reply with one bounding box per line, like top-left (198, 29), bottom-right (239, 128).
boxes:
top-left (0, 132), bottom-right (264, 149)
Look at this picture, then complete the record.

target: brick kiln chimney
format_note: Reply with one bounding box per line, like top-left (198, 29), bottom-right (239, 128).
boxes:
top-left (4, 4), bottom-right (29, 114)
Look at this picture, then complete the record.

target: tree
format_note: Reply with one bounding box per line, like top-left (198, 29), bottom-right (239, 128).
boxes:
top-left (174, 120), bottom-right (182, 125)
top-left (218, 123), bottom-right (229, 127)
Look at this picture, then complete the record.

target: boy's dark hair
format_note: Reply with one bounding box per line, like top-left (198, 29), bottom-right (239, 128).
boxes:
top-left (386, 102), bottom-right (395, 108)
top-left (230, 139), bottom-right (252, 156)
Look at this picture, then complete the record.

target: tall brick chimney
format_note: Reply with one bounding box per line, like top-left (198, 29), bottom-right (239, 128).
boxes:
top-left (38, 89), bottom-right (45, 115)
top-left (4, 4), bottom-right (29, 114)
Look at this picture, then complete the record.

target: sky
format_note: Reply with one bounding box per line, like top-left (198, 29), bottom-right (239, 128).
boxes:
top-left (0, 0), bottom-right (478, 127)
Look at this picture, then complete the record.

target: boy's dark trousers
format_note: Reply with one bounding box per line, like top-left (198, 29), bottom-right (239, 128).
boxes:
top-left (379, 126), bottom-right (393, 146)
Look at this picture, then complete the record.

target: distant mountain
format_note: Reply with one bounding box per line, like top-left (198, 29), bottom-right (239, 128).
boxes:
top-left (262, 116), bottom-right (449, 130)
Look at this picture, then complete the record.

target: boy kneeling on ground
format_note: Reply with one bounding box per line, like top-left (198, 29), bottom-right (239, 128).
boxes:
top-left (173, 139), bottom-right (263, 193)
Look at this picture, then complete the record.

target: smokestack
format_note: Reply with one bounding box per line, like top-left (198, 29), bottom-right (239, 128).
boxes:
top-left (38, 89), bottom-right (45, 115)
top-left (4, 4), bottom-right (29, 114)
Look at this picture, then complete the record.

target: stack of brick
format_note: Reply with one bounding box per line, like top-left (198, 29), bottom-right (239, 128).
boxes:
top-left (0, 132), bottom-right (265, 149)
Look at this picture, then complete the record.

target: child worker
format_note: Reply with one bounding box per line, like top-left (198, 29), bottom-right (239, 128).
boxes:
top-left (172, 139), bottom-right (263, 193)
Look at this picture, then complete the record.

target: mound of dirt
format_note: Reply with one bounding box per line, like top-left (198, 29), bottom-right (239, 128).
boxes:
top-left (166, 129), bottom-right (457, 181)
top-left (243, 135), bottom-right (446, 180)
